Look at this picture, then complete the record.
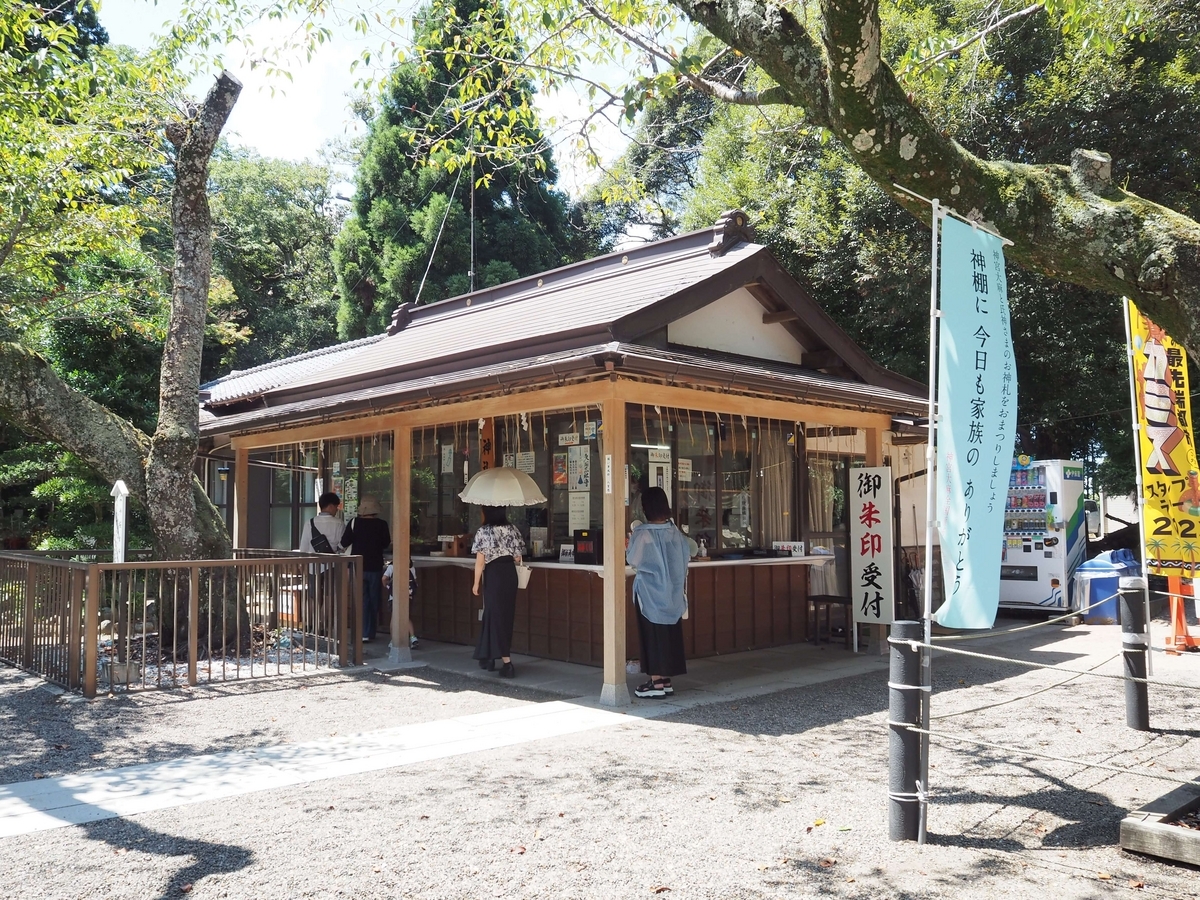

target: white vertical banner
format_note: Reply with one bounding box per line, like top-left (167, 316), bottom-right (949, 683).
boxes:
top-left (851, 467), bottom-right (895, 626)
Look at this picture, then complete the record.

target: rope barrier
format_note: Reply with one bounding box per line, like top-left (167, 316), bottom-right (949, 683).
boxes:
top-left (903, 725), bottom-right (1199, 787)
top-left (903, 639), bottom-right (1198, 690)
top-left (930, 653), bottom-right (1122, 720)
top-left (931, 592), bottom-right (1117, 642)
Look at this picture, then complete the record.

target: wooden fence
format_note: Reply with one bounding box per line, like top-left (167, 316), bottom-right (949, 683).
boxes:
top-left (0, 550), bottom-right (362, 698)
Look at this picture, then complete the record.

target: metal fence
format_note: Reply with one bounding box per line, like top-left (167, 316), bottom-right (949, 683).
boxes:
top-left (0, 550), bottom-right (362, 698)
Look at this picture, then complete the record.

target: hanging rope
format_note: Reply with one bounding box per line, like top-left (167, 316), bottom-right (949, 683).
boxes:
top-left (901, 637), bottom-right (1197, 690)
top-left (414, 163), bottom-right (465, 306)
top-left (902, 726), bottom-right (1198, 787)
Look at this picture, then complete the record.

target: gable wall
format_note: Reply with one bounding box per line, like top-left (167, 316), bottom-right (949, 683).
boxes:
top-left (666, 287), bottom-right (806, 365)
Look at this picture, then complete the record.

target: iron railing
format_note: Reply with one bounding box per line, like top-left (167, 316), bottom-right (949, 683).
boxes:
top-left (0, 550), bottom-right (362, 698)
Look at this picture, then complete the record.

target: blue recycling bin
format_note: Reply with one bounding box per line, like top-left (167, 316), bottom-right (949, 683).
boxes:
top-left (1073, 550), bottom-right (1137, 624)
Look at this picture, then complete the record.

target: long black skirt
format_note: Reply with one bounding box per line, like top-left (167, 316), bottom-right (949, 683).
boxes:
top-left (473, 556), bottom-right (518, 661)
top-left (636, 600), bottom-right (687, 677)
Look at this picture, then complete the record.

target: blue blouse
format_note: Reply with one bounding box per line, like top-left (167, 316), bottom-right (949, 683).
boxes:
top-left (626, 523), bottom-right (690, 624)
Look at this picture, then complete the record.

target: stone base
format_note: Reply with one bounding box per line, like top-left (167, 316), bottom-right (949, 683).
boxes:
top-left (372, 643), bottom-right (427, 672)
top-left (598, 681), bottom-right (631, 707)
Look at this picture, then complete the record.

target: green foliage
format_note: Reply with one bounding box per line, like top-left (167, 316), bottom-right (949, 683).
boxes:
top-left (0, 437), bottom-right (151, 549)
top-left (208, 147), bottom-right (343, 369)
top-left (0, 3), bottom-right (180, 314)
top-left (332, 0), bottom-right (606, 336)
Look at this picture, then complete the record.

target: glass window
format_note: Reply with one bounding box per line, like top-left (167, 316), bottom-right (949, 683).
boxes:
top-left (327, 434), bottom-right (392, 526)
top-left (628, 407), bottom-right (800, 555)
top-left (806, 451), bottom-right (854, 596)
top-left (720, 431), bottom-right (752, 550)
top-left (674, 414), bottom-right (717, 550)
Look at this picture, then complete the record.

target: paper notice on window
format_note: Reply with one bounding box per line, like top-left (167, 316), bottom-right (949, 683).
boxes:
top-left (678, 458), bottom-right (693, 482)
top-left (516, 451), bottom-right (536, 474)
top-left (441, 443), bottom-right (454, 471)
top-left (568, 493), bottom-right (590, 532)
top-left (502, 453), bottom-right (515, 469)
top-left (568, 445), bottom-right (591, 492)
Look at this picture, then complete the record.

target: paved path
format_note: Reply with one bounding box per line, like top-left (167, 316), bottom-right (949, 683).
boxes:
top-left (0, 699), bottom-right (657, 838)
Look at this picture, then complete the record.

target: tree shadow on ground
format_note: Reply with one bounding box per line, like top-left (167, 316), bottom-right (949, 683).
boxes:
top-left (77, 816), bottom-right (254, 900)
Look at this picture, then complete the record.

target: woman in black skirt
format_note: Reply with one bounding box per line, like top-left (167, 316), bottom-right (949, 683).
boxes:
top-left (471, 506), bottom-right (525, 677)
top-left (626, 486), bottom-right (691, 698)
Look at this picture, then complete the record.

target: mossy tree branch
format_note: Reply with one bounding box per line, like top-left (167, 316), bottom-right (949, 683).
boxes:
top-left (669, 0), bottom-right (1200, 343)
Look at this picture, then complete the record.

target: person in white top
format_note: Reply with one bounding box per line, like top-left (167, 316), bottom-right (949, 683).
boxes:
top-left (300, 492), bottom-right (346, 553)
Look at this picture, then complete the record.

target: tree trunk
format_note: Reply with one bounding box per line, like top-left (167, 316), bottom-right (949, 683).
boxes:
top-left (0, 72), bottom-right (241, 560)
top-left (146, 72), bottom-right (242, 560)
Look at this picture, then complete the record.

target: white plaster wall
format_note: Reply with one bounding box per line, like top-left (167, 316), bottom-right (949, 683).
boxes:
top-left (666, 288), bottom-right (806, 364)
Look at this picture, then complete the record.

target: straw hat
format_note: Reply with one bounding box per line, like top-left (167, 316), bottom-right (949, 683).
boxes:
top-left (357, 496), bottom-right (382, 516)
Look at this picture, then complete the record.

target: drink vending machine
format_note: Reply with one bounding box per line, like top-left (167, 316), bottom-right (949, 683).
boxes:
top-left (999, 457), bottom-right (1087, 611)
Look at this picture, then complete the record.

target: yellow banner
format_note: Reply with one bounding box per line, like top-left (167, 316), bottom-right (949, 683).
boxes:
top-left (1129, 300), bottom-right (1200, 573)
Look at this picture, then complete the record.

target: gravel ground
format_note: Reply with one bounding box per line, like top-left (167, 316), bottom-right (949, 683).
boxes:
top-left (0, 631), bottom-right (1197, 900)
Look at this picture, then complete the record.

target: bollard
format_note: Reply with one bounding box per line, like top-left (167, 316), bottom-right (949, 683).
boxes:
top-left (1118, 576), bottom-right (1150, 731)
top-left (888, 620), bottom-right (923, 841)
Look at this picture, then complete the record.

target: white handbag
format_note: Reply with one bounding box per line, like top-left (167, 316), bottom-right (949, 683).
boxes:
top-left (515, 564), bottom-right (532, 589)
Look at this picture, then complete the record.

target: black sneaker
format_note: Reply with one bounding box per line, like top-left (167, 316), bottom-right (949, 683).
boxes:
top-left (635, 681), bottom-right (666, 698)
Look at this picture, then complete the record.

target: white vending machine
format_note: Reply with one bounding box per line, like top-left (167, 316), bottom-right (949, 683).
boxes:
top-left (999, 458), bottom-right (1087, 611)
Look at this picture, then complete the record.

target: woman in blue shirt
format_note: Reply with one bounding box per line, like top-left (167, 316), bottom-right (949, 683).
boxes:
top-left (626, 486), bottom-right (691, 698)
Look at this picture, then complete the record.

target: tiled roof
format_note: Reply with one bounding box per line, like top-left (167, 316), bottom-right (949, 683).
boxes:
top-left (201, 334), bottom-right (386, 406)
top-left (199, 342), bottom-right (925, 437)
top-left (264, 232), bottom-right (763, 400)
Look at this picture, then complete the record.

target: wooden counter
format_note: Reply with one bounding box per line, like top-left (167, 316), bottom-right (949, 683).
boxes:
top-left (408, 554), bottom-right (836, 666)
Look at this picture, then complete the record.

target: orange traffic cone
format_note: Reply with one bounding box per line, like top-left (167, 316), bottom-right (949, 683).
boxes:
top-left (1166, 576), bottom-right (1200, 652)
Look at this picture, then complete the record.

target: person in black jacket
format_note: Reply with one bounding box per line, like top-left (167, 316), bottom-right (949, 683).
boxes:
top-left (341, 496), bottom-right (391, 641)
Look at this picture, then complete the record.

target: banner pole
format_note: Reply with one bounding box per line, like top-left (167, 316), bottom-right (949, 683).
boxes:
top-left (1123, 298), bottom-right (1154, 674)
top-left (917, 199), bottom-right (941, 844)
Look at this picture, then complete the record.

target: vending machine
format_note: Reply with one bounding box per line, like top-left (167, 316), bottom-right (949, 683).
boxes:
top-left (999, 457), bottom-right (1087, 611)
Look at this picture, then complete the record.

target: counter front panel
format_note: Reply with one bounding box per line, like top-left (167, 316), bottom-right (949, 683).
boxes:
top-left (410, 559), bottom-right (814, 665)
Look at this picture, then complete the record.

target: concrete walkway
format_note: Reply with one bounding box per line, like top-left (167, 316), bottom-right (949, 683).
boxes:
top-left (366, 634), bottom-right (892, 709)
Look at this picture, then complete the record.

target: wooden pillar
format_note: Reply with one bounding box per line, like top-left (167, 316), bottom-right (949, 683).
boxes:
top-left (232, 447), bottom-right (249, 549)
top-left (865, 427), bottom-right (883, 467)
top-left (600, 393), bottom-right (630, 706)
top-left (390, 425), bottom-right (414, 664)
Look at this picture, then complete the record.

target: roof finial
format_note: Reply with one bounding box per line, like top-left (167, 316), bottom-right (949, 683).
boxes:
top-left (387, 302), bottom-right (414, 335)
top-left (708, 209), bottom-right (755, 257)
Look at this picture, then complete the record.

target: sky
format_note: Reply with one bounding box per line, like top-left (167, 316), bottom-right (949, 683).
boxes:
top-left (98, 0), bottom-right (628, 196)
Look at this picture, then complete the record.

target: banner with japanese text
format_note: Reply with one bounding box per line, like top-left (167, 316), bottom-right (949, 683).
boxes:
top-left (935, 217), bottom-right (1016, 629)
top-left (851, 467), bottom-right (895, 626)
top-left (1127, 299), bottom-right (1200, 573)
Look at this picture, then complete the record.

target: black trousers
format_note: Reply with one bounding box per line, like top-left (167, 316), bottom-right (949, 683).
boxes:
top-left (473, 556), bottom-right (517, 660)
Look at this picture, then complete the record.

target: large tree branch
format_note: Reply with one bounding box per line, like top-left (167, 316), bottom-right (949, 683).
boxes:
top-left (0, 342), bottom-right (151, 498)
top-left (669, 0), bottom-right (1200, 344)
top-left (0, 342), bottom-right (231, 558)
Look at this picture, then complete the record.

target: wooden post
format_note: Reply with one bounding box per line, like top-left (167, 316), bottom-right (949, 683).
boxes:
top-left (600, 392), bottom-right (630, 706)
top-left (233, 447), bottom-right (249, 549)
top-left (22, 562), bottom-right (35, 670)
top-left (390, 425), bottom-right (414, 665)
top-left (338, 558), bottom-right (350, 667)
top-left (66, 568), bottom-right (82, 690)
top-left (83, 565), bottom-right (99, 699)
top-left (188, 566), bottom-right (200, 686)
